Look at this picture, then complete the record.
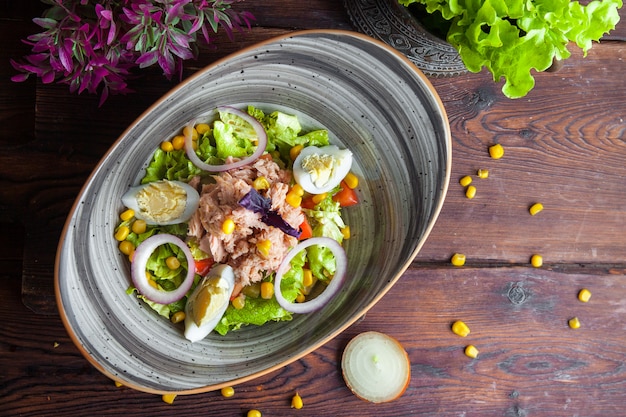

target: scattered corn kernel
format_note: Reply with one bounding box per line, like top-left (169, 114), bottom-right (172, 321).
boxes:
top-left (529, 202), bottom-right (544, 216)
top-left (148, 277), bottom-right (159, 289)
top-left (291, 183), bottom-right (305, 196)
top-left (114, 380), bottom-right (124, 388)
top-left (114, 226), bottom-right (130, 241)
top-left (530, 254), bottom-right (543, 268)
top-left (170, 311), bottom-right (185, 324)
top-left (172, 135), bottom-right (186, 150)
top-left (489, 143), bottom-right (504, 159)
top-left (260, 281), bottom-right (274, 300)
top-left (291, 392), bottom-right (304, 409)
top-left (162, 393), bottom-right (177, 404)
top-left (222, 218), bottom-right (235, 234)
top-left (131, 219), bottom-right (147, 234)
top-left (160, 141), bottom-right (174, 152)
top-left (290, 144), bottom-right (304, 161)
top-left (195, 123), bottom-right (211, 135)
top-left (465, 345), bottom-right (479, 359)
top-left (341, 225), bottom-right (351, 240)
top-left (452, 320), bottom-right (470, 337)
top-left (247, 410), bottom-right (262, 417)
top-left (451, 253), bottom-right (466, 267)
top-left (285, 191), bottom-right (302, 207)
top-left (312, 193), bottom-right (327, 204)
top-left (465, 185), bottom-right (477, 199)
top-left (166, 256), bottom-right (181, 270)
top-left (578, 288), bottom-right (592, 303)
top-left (253, 176), bottom-right (270, 191)
top-left (343, 172), bottom-right (359, 189)
top-left (477, 168), bottom-right (489, 179)
top-left (232, 294), bottom-right (246, 310)
top-left (296, 292), bottom-right (306, 303)
top-left (459, 175), bottom-right (472, 187)
top-left (120, 208), bottom-right (135, 221)
top-left (256, 240), bottom-right (272, 258)
top-left (182, 125), bottom-right (198, 140)
top-left (568, 317), bottom-right (581, 329)
top-left (118, 240), bottom-right (134, 256)
top-left (302, 269), bottom-right (313, 287)
top-left (221, 386), bottom-right (235, 398)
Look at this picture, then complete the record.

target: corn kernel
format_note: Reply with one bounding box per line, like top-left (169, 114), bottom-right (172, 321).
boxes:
top-left (253, 176), bottom-right (270, 191)
top-left (290, 144), bottom-right (304, 161)
top-left (465, 185), bottom-right (477, 199)
top-left (166, 256), bottom-right (181, 270)
top-left (530, 254), bottom-right (543, 268)
top-left (195, 123), bottom-right (211, 135)
top-left (302, 269), bottom-right (313, 287)
top-left (160, 141), bottom-right (174, 152)
top-left (291, 183), bottom-right (305, 196)
top-left (489, 143), bottom-right (504, 159)
top-left (459, 175), bottom-right (472, 187)
top-left (114, 226), bottom-right (130, 241)
top-left (222, 218), bottom-right (235, 234)
top-left (578, 288), bottom-right (592, 303)
top-left (452, 320), bottom-right (470, 337)
top-left (256, 240), bottom-right (271, 258)
top-left (182, 125), bottom-right (198, 141)
top-left (341, 225), bottom-right (351, 240)
top-left (172, 135), bottom-right (186, 150)
top-left (568, 317), bottom-right (581, 329)
top-left (118, 240), bottom-right (134, 256)
top-left (296, 292), bottom-right (306, 303)
top-left (131, 219), bottom-right (147, 234)
top-left (477, 168), bottom-right (489, 179)
top-left (291, 392), bottom-right (304, 409)
top-left (120, 208), bottom-right (135, 221)
top-left (464, 345), bottom-right (479, 359)
top-left (343, 172), bottom-right (359, 189)
top-left (114, 380), bottom-right (124, 388)
top-left (285, 191), bottom-right (302, 207)
top-left (451, 253), bottom-right (466, 267)
top-left (221, 386), bottom-right (235, 398)
top-left (247, 410), bottom-right (262, 417)
top-left (232, 294), bottom-right (246, 310)
top-left (312, 193), bottom-right (327, 204)
top-left (170, 311), bottom-right (185, 324)
top-left (529, 202), bottom-right (544, 216)
top-left (162, 393), bottom-right (177, 404)
top-left (260, 282), bottom-right (274, 300)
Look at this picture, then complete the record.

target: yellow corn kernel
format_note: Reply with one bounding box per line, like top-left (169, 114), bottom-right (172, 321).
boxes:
top-left (114, 380), bottom-right (124, 388)
top-left (291, 183), bottom-right (305, 197)
top-left (120, 208), bottom-right (135, 221)
top-left (568, 317), bottom-right (581, 329)
top-left (459, 175), bottom-right (472, 187)
top-left (148, 278), bottom-right (159, 289)
top-left (247, 410), bottom-right (262, 417)
top-left (182, 125), bottom-right (198, 141)
top-left (170, 311), bottom-right (185, 324)
top-left (290, 144), bottom-right (304, 161)
top-left (195, 123), bottom-right (211, 135)
top-left (162, 393), bottom-right (177, 404)
top-left (166, 256), bottom-right (181, 270)
top-left (465, 185), bottom-right (477, 199)
top-left (285, 191), bottom-right (302, 208)
top-left (172, 134), bottom-right (186, 150)
top-left (260, 282), bottom-right (274, 300)
top-left (477, 168), bottom-right (489, 179)
top-left (312, 193), bottom-right (327, 204)
top-left (118, 240), bottom-right (134, 256)
top-left (131, 219), bottom-right (147, 235)
top-left (489, 143), bottom-right (504, 159)
top-left (114, 226), bottom-right (130, 241)
top-left (578, 288), bottom-right (592, 303)
top-left (341, 225), bottom-right (351, 240)
top-left (256, 240), bottom-right (271, 258)
top-left (232, 294), bottom-right (246, 310)
top-left (291, 392), bottom-right (304, 409)
top-left (451, 253), bottom-right (466, 267)
top-left (296, 292), bottom-right (306, 303)
top-left (452, 320), bottom-right (470, 337)
top-left (160, 141), bottom-right (174, 152)
top-left (529, 202), bottom-right (544, 216)
top-left (465, 345), bottom-right (479, 359)
top-left (222, 218), bottom-right (235, 234)
top-left (221, 386), bottom-right (235, 398)
top-left (530, 254), bottom-right (543, 268)
top-left (343, 172), bottom-right (359, 189)
top-left (253, 176), bottom-right (270, 191)
top-left (302, 269), bottom-right (313, 287)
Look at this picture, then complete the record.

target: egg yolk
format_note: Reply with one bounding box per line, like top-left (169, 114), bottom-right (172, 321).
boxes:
top-left (188, 276), bottom-right (230, 327)
top-left (135, 181), bottom-right (187, 224)
top-left (301, 154), bottom-right (337, 188)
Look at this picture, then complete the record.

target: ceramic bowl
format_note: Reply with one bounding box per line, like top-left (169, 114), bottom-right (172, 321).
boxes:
top-left (55, 29), bottom-right (451, 395)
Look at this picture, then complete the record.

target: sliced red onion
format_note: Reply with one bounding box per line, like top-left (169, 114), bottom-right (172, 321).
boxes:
top-left (274, 237), bottom-right (347, 314)
top-left (184, 106), bottom-right (267, 172)
top-left (131, 234), bottom-right (196, 305)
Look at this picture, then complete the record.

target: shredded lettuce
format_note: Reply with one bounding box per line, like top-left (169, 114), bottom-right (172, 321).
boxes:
top-left (399, 0), bottom-right (622, 98)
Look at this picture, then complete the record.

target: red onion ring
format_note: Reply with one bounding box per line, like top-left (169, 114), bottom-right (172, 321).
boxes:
top-left (184, 106), bottom-right (268, 172)
top-left (274, 237), bottom-right (347, 314)
top-left (131, 234), bottom-right (196, 305)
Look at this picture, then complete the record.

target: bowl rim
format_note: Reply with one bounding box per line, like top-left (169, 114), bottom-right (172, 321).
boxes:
top-left (54, 28), bottom-right (452, 395)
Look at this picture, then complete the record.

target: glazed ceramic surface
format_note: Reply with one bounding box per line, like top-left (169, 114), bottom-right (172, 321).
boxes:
top-left (55, 30), bottom-right (451, 394)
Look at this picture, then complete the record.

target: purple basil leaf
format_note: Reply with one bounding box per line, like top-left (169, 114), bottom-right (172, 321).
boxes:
top-left (239, 189), bottom-right (301, 238)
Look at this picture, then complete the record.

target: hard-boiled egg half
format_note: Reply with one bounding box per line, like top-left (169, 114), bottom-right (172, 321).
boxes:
top-left (121, 180), bottom-right (200, 225)
top-left (184, 264), bottom-right (235, 342)
top-left (293, 145), bottom-right (353, 194)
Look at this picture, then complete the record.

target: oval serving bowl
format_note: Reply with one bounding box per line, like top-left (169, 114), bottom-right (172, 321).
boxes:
top-left (55, 29), bottom-right (451, 395)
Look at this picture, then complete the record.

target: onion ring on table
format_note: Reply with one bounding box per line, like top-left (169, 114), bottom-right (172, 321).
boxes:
top-left (131, 234), bottom-right (196, 305)
top-left (274, 237), bottom-right (347, 314)
top-left (184, 106), bottom-right (268, 172)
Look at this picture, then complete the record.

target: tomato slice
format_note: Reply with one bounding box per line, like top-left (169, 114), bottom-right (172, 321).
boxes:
top-left (299, 217), bottom-right (313, 240)
top-left (332, 181), bottom-right (358, 207)
top-left (194, 258), bottom-right (215, 276)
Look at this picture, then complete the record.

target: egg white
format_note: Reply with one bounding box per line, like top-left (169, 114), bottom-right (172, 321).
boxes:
top-left (293, 145), bottom-right (353, 194)
top-left (121, 180), bottom-right (200, 225)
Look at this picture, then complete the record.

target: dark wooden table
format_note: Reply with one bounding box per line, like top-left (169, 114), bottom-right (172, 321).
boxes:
top-left (2, 1), bottom-right (626, 416)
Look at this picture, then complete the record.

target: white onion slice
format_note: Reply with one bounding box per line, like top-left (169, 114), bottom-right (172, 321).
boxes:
top-left (342, 331), bottom-right (411, 403)
top-left (131, 234), bottom-right (196, 305)
top-left (274, 237), bottom-right (347, 314)
top-left (183, 106), bottom-right (267, 172)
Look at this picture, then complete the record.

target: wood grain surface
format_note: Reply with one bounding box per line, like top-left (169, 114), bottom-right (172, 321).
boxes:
top-left (1, 1), bottom-right (626, 416)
